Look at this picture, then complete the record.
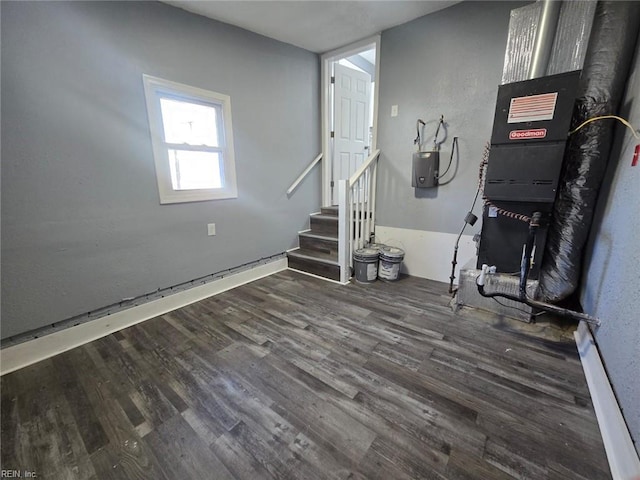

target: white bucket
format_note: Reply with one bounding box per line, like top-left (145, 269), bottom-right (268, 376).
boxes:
top-left (353, 248), bottom-right (380, 283)
top-left (378, 246), bottom-right (405, 281)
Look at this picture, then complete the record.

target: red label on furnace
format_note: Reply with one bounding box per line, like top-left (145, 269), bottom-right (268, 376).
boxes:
top-left (509, 128), bottom-right (547, 140)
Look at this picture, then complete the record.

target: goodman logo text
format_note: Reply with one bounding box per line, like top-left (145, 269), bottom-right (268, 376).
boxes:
top-left (509, 128), bottom-right (547, 140)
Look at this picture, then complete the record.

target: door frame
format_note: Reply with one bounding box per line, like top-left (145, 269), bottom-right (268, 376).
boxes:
top-left (320, 35), bottom-right (381, 207)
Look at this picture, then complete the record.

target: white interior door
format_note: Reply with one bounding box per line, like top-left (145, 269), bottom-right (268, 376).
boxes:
top-left (332, 63), bottom-right (371, 205)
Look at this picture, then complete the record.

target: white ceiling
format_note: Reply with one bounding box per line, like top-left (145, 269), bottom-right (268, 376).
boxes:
top-left (163, 1), bottom-right (460, 53)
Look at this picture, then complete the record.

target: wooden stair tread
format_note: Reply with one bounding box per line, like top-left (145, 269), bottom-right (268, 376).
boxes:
top-left (310, 213), bottom-right (338, 221)
top-left (287, 249), bottom-right (339, 266)
top-left (298, 232), bottom-right (338, 242)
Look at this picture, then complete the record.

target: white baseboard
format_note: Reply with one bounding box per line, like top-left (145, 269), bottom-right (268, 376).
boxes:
top-left (374, 225), bottom-right (476, 284)
top-left (574, 321), bottom-right (640, 479)
top-left (0, 258), bottom-right (288, 376)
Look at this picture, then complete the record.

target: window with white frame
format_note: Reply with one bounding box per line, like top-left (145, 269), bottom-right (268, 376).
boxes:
top-left (142, 75), bottom-right (238, 204)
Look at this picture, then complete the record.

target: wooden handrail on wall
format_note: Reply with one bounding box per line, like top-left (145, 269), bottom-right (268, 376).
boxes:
top-left (286, 153), bottom-right (323, 196)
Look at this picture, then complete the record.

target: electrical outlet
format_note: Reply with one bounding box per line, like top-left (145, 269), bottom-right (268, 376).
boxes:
top-left (207, 223), bottom-right (216, 236)
top-left (391, 105), bottom-right (398, 117)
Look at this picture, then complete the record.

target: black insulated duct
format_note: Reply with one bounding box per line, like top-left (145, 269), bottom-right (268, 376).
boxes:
top-left (539, 1), bottom-right (640, 302)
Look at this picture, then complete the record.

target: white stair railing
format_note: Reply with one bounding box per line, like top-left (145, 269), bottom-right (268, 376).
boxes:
top-left (337, 149), bottom-right (380, 283)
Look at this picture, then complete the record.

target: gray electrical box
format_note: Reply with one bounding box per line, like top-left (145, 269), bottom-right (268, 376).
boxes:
top-left (412, 151), bottom-right (439, 188)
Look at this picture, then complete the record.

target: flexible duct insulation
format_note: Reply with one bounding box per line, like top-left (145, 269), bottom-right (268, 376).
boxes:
top-left (539, 1), bottom-right (640, 302)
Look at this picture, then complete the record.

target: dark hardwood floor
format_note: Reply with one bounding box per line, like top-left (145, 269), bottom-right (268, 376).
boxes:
top-left (1, 270), bottom-right (610, 479)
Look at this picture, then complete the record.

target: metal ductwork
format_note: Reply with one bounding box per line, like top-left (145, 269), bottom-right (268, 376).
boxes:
top-left (528, 0), bottom-right (562, 79)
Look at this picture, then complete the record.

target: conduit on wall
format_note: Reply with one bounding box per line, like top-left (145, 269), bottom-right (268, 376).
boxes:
top-left (539, 1), bottom-right (640, 302)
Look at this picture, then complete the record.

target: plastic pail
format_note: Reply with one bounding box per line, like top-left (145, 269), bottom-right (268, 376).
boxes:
top-left (378, 246), bottom-right (405, 281)
top-left (353, 248), bottom-right (380, 283)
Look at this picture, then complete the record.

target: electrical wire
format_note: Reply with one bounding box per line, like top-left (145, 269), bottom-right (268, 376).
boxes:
top-left (437, 136), bottom-right (458, 180)
top-left (447, 144), bottom-right (481, 294)
top-left (470, 185), bottom-right (481, 213)
top-left (568, 115), bottom-right (640, 139)
top-left (470, 142), bottom-right (490, 213)
top-left (483, 199), bottom-right (532, 223)
top-left (433, 115), bottom-right (445, 147)
top-left (414, 119), bottom-right (426, 148)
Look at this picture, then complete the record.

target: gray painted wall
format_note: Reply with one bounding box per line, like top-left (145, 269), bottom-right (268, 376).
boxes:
top-left (581, 34), bottom-right (640, 454)
top-left (1, 1), bottom-right (320, 339)
top-left (376, 1), bottom-right (525, 235)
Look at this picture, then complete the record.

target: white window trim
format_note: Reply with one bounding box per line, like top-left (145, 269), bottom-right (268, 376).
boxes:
top-left (142, 74), bottom-right (238, 204)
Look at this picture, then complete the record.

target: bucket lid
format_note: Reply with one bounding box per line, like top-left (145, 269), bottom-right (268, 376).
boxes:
top-left (353, 247), bottom-right (380, 259)
top-left (380, 246), bottom-right (405, 258)
top-left (368, 243), bottom-right (386, 251)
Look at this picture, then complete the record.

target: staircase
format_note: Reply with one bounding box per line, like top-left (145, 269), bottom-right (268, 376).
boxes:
top-left (287, 206), bottom-right (341, 281)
